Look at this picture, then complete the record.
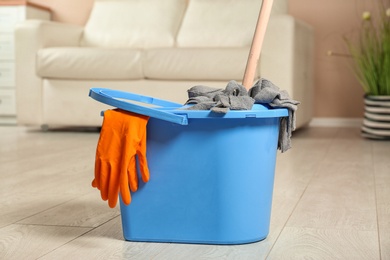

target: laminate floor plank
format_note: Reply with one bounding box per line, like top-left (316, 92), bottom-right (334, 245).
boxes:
top-left (0, 192), bottom-right (79, 228)
top-left (373, 142), bottom-right (390, 260)
top-left (0, 127), bottom-right (98, 164)
top-left (266, 227), bottom-right (380, 260)
top-left (267, 128), bottom-right (381, 259)
top-left (0, 224), bottom-right (91, 260)
top-left (18, 193), bottom-right (120, 228)
top-left (39, 216), bottom-right (168, 260)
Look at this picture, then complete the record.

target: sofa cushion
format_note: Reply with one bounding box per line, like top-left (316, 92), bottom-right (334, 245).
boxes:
top-left (36, 47), bottom-right (144, 80)
top-left (177, 0), bottom-right (262, 47)
top-left (144, 48), bottom-right (257, 81)
top-left (272, 0), bottom-right (288, 15)
top-left (80, 0), bottom-right (187, 48)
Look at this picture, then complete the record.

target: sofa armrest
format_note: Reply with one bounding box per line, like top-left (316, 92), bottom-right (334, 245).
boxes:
top-left (14, 20), bottom-right (83, 125)
top-left (261, 15), bottom-right (314, 128)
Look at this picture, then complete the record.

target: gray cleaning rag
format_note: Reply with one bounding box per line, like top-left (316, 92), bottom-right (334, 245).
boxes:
top-left (185, 80), bottom-right (255, 113)
top-left (249, 78), bottom-right (300, 152)
top-left (184, 78), bottom-right (299, 152)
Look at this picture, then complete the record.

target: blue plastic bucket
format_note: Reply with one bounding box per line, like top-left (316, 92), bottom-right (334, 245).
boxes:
top-left (89, 88), bottom-right (288, 245)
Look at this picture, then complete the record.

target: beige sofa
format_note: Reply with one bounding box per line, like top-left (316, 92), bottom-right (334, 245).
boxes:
top-left (15, 0), bottom-right (313, 128)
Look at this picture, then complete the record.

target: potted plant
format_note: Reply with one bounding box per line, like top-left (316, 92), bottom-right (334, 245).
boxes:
top-left (345, 4), bottom-right (390, 139)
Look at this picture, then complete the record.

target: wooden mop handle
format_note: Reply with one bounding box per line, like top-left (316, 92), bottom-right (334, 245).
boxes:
top-left (242, 0), bottom-right (274, 90)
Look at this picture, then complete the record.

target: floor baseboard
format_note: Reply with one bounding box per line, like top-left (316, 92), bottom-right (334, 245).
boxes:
top-left (309, 117), bottom-right (363, 127)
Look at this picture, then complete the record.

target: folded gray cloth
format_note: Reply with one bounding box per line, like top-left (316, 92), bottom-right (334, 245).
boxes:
top-left (249, 78), bottom-right (300, 152)
top-left (187, 85), bottom-right (224, 99)
top-left (185, 80), bottom-right (255, 113)
top-left (184, 78), bottom-right (299, 152)
top-left (185, 95), bottom-right (217, 110)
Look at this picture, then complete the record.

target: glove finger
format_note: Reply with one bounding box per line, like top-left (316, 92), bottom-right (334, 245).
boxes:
top-left (108, 186), bottom-right (119, 208)
top-left (120, 166), bottom-right (131, 205)
top-left (137, 151), bottom-right (150, 183)
top-left (138, 131), bottom-right (150, 183)
top-left (99, 162), bottom-right (110, 201)
top-left (128, 156), bottom-right (139, 192)
top-left (107, 161), bottom-right (121, 208)
top-left (108, 188), bottom-right (119, 208)
top-left (118, 133), bottom-right (135, 202)
top-left (92, 158), bottom-right (102, 189)
top-left (93, 116), bottom-right (113, 188)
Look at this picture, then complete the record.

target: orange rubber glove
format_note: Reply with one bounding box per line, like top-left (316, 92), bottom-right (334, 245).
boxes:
top-left (92, 109), bottom-right (150, 208)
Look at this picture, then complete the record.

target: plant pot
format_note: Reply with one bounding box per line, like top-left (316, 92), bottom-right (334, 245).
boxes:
top-left (361, 95), bottom-right (390, 139)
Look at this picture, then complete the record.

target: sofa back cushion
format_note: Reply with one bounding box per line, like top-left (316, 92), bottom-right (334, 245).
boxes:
top-left (81, 0), bottom-right (187, 48)
top-left (176, 0), bottom-right (288, 47)
top-left (272, 0), bottom-right (288, 15)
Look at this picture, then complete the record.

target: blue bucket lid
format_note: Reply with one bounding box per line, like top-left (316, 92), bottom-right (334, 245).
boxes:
top-left (89, 88), bottom-right (288, 126)
top-left (165, 104), bottom-right (288, 119)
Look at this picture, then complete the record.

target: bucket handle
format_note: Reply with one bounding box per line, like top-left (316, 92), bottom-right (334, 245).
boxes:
top-left (89, 88), bottom-right (188, 125)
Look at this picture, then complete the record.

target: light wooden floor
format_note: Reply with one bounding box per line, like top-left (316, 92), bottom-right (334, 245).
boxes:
top-left (0, 125), bottom-right (389, 260)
